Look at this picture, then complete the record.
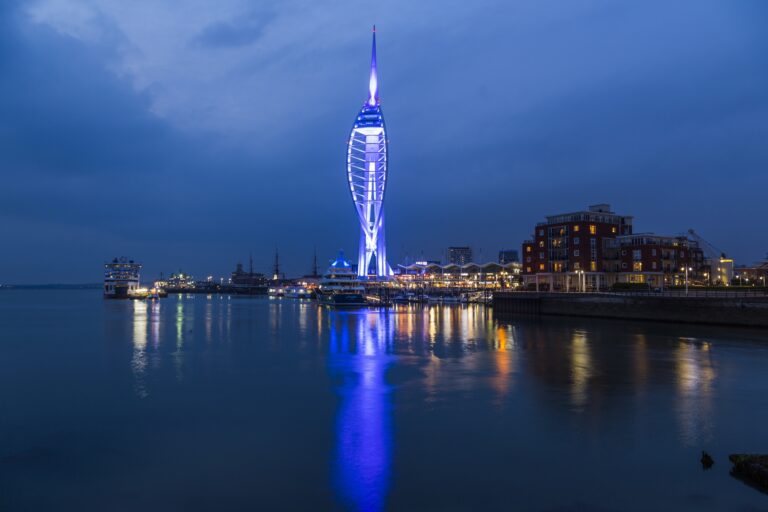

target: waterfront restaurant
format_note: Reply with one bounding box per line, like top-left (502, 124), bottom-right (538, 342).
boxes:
top-left (395, 262), bottom-right (522, 290)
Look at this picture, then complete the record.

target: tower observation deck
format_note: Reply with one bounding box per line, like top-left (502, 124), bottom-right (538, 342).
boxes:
top-left (347, 26), bottom-right (392, 278)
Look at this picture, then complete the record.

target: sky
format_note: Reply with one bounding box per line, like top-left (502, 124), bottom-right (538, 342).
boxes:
top-left (1, 0), bottom-right (767, 283)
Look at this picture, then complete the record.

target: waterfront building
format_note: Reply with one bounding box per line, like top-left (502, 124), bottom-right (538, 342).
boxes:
top-left (521, 204), bottom-right (710, 290)
top-left (713, 257), bottom-right (735, 285)
top-left (397, 261), bottom-right (521, 290)
top-left (447, 246), bottom-right (473, 265)
top-left (733, 261), bottom-right (768, 287)
top-left (347, 27), bottom-right (391, 278)
top-left (522, 204), bottom-right (632, 290)
top-left (603, 234), bottom-right (705, 288)
top-left (498, 249), bottom-right (519, 264)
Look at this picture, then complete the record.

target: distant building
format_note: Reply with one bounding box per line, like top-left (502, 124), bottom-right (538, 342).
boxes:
top-left (447, 246), bottom-right (473, 265)
top-left (714, 258), bottom-right (735, 285)
top-left (498, 249), bottom-right (519, 264)
top-left (733, 261), bottom-right (768, 286)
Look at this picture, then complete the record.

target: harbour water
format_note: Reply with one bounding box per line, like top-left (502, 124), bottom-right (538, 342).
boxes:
top-left (2, 290), bottom-right (768, 511)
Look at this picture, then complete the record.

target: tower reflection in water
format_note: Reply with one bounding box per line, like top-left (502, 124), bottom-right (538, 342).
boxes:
top-left (326, 309), bottom-right (394, 512)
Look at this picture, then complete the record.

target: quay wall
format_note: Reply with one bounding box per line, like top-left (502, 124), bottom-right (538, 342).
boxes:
top-left (492, 292), bottom-right (768, 328)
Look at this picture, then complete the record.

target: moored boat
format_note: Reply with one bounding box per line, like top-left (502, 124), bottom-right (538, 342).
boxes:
top-left (316, 252), bottom-right (368, 307)
top-left (104, 257), bottom-right (142, 299)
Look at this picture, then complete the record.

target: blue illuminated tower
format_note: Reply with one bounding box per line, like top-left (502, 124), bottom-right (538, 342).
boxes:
top-left (347, 26), bottom-right (391, 278)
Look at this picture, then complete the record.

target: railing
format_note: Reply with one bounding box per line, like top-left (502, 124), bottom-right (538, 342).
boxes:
top-left (495, 289), bottom-right (768, 299)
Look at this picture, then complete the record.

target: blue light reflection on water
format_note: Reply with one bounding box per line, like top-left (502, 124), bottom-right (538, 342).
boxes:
top-left (327, 309), bottom-right (394, 512)
top-left (3, 292), bottom-right (768, 511)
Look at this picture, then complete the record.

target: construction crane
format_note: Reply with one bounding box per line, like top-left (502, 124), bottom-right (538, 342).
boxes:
top-left (687, 229), bottom-right (727, 260)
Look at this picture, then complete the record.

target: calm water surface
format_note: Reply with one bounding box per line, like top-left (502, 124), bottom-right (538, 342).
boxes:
top-left (2, 290), bottom-right (768, 511)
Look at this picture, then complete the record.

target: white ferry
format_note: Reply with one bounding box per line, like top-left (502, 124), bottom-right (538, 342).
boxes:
top-left (104, 257), bottom-right (142, 299)
top-left (315, 252), bottom-right (368, 307)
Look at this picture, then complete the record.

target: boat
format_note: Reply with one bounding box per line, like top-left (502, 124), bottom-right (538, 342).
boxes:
top-left (230, 260), bottom-right (268, 295)
top-left (104, 257), bottom-right (142, 299)
top-left (315, 252), bottom-right (368, 307)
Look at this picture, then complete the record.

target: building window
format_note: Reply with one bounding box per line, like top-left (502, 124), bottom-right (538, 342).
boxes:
top-left (652, 262), bottom-right (657, 270)
top-left (633, 249), bottom-right (641, 261)
top-left (574, 225), bottom-right (580, 232)
top-left (526, 256), bottom-right (531, 263)
top-left (538, 240), bottom-right (544, 248)
top-left (622, 262), bottom-right (627, 269)
top-left (651, 248), bottom-right (657, 256)
top-left (526, 246), bottom-right (531, 253)
top-left (538, 263), bottom-right (545, 271)
top-left (590, 261), bottom-right (597, 272)
top-left (526, 266), bottom-right (532, 273)
top-left (574, 250), bottom-right (580, 257)
top-left (611, 227), bottom-right (617, 234)
top-left (621, 250), bottom-right (626, 256)
top-left (589, 225), bottom-right (597, 235)
top-left (573, 237), bottom-right (580, 245)
top-left (538, 229), bottom-right (544, 236)
top-left (574, 262), bottom-right (580, 270)
top-left (633, 262), bottom-right (642, 272)
top-left (539, 252), bottom-right (544, 259)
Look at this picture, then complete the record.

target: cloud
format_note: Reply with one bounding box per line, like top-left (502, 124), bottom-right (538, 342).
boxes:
top-left (193, 8), bottom-right (275, 49)
top-left (1, 0), bottom-right (767, 282)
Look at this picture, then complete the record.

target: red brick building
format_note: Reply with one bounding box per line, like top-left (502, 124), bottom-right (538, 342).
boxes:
top-left (522, 204), bottom-right (706, 290)
top-left (522, 204), bottom-right (632, 290)
top-left (603, 234), bottom-right (705, 287)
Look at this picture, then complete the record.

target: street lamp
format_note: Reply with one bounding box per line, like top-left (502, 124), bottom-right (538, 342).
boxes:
top-left (681, 266), bottom-right (692, 296)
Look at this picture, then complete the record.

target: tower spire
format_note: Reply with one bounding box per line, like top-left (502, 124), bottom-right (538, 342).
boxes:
top-left (368, 25), bottom-right (379, 106)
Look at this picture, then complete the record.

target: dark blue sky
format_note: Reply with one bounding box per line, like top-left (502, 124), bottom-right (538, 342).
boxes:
top-left (1, 0), bottom-right (767, 283)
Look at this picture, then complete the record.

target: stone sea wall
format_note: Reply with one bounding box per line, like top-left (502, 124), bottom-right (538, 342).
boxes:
top-left (492, 292), bottom-right (768, 328)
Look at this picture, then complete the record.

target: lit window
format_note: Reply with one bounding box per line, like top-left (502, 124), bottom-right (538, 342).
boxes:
top-left (526, 246), bottom-right (532, 253)
top-left (590, 261), bottom-right (597, 272)
top-left (633, 262), bottom-right (643, 272)
top-left (526, 266), bottom-right (532, 273)
top-left (539, 263), bottom-right (545, 271)
top-left (589, 225), bottom-right (597, 235)
top-left (538, 241), bottom-right (544, 248)
top-left (611, 227), bottom-right (617, 234)
top-left (574, 225), bottom-right (580, 232)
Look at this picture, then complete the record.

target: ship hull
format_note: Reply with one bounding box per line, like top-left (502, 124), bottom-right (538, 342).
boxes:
top-left (316, 292), bottom-right (368, 307)
top-left (104, 284), bottom-right (131, 299)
